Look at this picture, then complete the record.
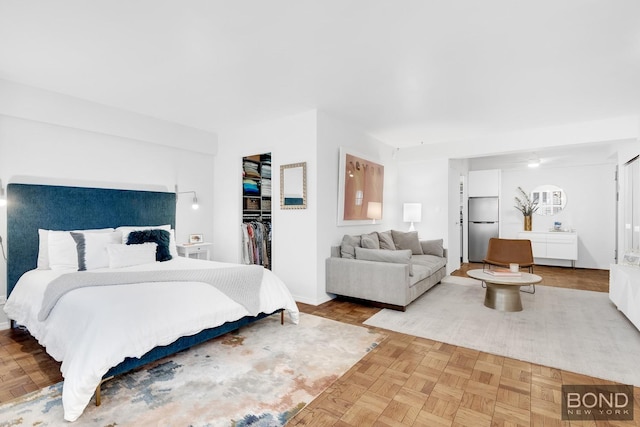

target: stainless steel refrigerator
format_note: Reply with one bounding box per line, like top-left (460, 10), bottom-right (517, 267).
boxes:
top-left (468, 197), bottom-right (499, 262)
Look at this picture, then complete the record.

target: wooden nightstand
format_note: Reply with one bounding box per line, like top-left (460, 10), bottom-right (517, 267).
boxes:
top-left (176, 242), bottom-right (212, 260)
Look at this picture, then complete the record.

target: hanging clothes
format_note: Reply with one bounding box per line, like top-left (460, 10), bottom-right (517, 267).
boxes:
top-left (241, 220), bottom-right (271, 269)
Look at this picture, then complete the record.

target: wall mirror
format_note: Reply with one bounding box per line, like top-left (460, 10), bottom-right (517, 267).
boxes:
top-left (531, 184), bottom-right (566, 216)
top-left (280, 162), bottom-right (307, 209)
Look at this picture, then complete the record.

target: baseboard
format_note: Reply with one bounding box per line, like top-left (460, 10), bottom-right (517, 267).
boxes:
top-left (292, 293), bottom-right (334, 306)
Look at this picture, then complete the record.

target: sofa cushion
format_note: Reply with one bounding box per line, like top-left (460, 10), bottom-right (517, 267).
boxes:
top-left (391, 230), bottom-right (423, 255)
top-left (412, 254), bottom-right (447, 274)
top-left (420, 239), bottom-right (444, 257)
top-left (409, 264), bottom-right (432, 286)
top-left (377, 230), bottom-right (395, 250)
top-left (361, 232), bottom-right (380, 249)
top-left (355, 247), bottom-right (413, 276)
top-left (340, 234), bottom-right (361, 259)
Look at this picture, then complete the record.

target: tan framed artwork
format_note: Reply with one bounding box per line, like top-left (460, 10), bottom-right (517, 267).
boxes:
top-left (337, 147), bottom-right (384, 225)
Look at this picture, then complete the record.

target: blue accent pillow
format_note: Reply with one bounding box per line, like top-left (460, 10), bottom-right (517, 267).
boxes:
top-left (126, 229), bottom-right (172, 262)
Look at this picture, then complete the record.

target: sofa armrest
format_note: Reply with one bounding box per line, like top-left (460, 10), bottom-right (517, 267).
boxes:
top-left (326, 257), bottom-right (410, 306)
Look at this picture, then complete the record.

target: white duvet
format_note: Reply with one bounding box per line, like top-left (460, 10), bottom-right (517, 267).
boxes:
top-left (3, 257), bottom-right (299, 422)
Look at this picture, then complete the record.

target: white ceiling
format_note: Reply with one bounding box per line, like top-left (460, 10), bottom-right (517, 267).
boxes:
top-left (0, 0), bottom-right (639, 149)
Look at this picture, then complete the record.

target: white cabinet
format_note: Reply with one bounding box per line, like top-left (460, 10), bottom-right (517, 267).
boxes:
top-left (468, 170), bottom-right (501, 197)
top-left (517, 231), bottom-right (578, 267)
top-left (609, 264), bottom-right (640, 331)
top-left (176, 242), bottom-right (212, 260)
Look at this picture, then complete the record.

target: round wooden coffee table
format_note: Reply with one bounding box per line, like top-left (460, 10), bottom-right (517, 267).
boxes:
top-left (466, 269), bottom-right (542, 312)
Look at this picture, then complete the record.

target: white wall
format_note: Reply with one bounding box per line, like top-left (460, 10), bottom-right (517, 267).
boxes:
top-left (0, 79), bottom-right (218, 155)
top-left (396, 116), bottom-right (639, 162)
top-left (214, 110), bottom-right (398, 306)
top-left (395, 158), bottom-right (456, 272)
top-left (317, 111), bottom-right (399, 302)
top-left (499, 164), bottom-right (616, 269)
top-left (0, 84), bottom-right (217, 329)
top-left (213, 110), bottom-right (318, 304)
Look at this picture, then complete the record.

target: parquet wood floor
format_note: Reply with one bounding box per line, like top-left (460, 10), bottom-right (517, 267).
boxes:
top-left (0, 264), bottom-right (638, 426)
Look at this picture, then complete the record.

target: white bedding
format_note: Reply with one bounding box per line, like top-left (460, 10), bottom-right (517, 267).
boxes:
top-left (4, 257), bottom-right (299, 422)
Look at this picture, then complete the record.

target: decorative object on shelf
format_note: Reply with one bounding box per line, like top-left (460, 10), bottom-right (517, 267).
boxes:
top-left (366, 201), bottom-right (382, 224)
top-left (189, 234), bottom-right (203, 244)
top-left (403, 203), bottom-right (422, 231)
top-left (280, 162), bottom-right (307, 209)
top-left (337, 147), bottom-right (385, 225)
top-left (514, 186), bottom-right (537, 231)
top-left (622, 251), bottom-right (640, 267)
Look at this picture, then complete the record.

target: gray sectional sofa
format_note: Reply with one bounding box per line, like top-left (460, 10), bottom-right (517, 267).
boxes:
top-left (326, 230), bottom-right (447, 311)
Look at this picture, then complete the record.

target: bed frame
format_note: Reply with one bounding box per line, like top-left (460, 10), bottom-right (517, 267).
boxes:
top-left (6, 183), bottom-right (281, 405)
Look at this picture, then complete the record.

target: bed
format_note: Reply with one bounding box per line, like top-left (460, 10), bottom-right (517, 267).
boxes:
top-left (3, 183), bottom-right (299, 422)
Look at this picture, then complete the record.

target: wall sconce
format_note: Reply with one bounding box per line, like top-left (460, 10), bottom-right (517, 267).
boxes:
top-left (0, 179), bottom-right (6, 207)
top-left (367, 201), bottom-right (382, 224)
top-left (403, 203), bottom-right (422, 231)
top-left (177, 190), bottom-right (199, 210)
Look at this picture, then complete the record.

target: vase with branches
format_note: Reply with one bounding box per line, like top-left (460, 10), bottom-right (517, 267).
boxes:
top-left (514, 187), bottom-right (537, 230)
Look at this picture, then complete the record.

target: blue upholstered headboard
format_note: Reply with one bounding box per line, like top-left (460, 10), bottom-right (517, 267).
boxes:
top-left (6, 183), bottom-right (176, 296)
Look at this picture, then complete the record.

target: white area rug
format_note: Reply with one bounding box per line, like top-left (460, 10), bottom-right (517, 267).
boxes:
top-left (364, 275), bottom-right (640, 386)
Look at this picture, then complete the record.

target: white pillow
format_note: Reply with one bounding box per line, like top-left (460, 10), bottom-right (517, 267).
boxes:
top-left (107, 243), bottom-right (158, 268)
top-left (38, 228), bottom-right (116, 270)
top-left (70, 232), bottom-right (122, 271)
top-left (116, 224), bottom-right (178, 258)
top-left (47, 231), bottom-right (78, 270)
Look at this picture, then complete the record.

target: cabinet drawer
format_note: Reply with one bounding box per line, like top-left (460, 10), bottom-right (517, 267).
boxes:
top-left (547, 242), bottom-right (577, 260)
top-left (517, 232), bottom-right (545, 243)
top-left (531, 241), bottom-right (547, 258)
top-left (546, 234), bottom-right (576, 244)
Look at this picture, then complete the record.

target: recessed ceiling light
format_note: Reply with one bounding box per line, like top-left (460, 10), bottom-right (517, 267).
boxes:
top-left (528, 160), bottom-right (540, 168)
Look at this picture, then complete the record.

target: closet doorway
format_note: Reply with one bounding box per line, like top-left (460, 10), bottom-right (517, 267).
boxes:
top-left (241, 152), bottom-right (272, 269)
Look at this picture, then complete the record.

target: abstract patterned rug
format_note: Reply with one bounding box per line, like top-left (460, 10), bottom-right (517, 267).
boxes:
top-left (0, 313), bottom-right (384, 426)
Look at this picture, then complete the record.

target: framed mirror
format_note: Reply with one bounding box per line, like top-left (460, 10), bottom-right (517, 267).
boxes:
top-left (531, 184), bottom-right (566, 216)
top-left (280, 162), bottom-right (307, 209)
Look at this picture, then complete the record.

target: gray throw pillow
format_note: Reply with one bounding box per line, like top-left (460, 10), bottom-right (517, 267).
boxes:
top-left (391, 230), bottom-right (424, 255)
top-left (340, 234), bottom-right (361, 259)
top-left (421, 239), bottom-right (444, 257)
top-left (377, 230), bottom-right (395, 250)
top-left (355, 247), bottom-right (413, 276)
top-left (361, 232), bottom-right (380, 249)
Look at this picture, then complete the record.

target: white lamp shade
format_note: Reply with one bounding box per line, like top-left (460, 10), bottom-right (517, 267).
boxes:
top-left (367, 201), bottom-right (382, 220)
top-left (403, 203), bottom-right (422, 223)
